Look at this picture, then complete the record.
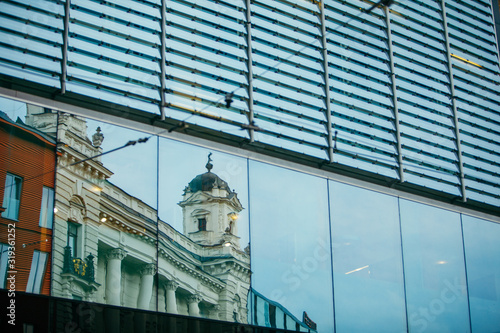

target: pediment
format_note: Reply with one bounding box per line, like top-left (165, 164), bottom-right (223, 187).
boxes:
top-left (179, 190), bottom-right (243, 211)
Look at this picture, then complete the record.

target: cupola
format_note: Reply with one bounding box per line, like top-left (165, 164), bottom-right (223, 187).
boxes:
top-left (179, 154), bottom-right (243, 247)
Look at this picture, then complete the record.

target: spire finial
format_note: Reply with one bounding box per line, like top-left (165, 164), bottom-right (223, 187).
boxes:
top-left (206, 153), bottom-right (213, 172)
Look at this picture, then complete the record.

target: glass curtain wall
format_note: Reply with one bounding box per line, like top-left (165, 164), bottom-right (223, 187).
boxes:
top-left (1, 96), bottom-right (500, 332)
top-left (157, 138), bottom-right (250, 321)
top-left (0, 97), bottom-right (56, 296)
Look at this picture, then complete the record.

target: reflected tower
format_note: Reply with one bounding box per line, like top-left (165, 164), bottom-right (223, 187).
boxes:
top-left (179, 154), bottom-right (243, 248)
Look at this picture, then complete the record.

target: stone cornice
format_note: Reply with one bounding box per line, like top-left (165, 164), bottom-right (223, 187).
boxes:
top-left (201, 259), bottom-right (251, 283)
top-left (57, 148), bottom-right (113, 181)
top-left (99, 210), bottom-right (157, 245)
top-left (179, 192), bottom-right (243, 211)
top-left (158, 247), bottom-right (225, 293)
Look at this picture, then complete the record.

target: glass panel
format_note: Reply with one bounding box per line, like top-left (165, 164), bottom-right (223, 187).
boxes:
top-left (157, 137), bottom-right (250, 323)
top-left (0, 243), bottom-right (9, 288)
top-left (26, 250), bottom-right (48, 294)
top-left (400, 199), bottom-right (470, 332)
top-left (51, 110), bottom-right (158, 311)
top-left (39, 186), bottom-right (54, 229)
top-left (330, 181), bottom-right (406, 332)
top-left (26, 250), bottom-right (40, 293)
top-left (1, 173), bottom-right (22, 220)
top-left (462, 215), bottom-right (500, 332)
top-left (249, 160), bottom-right (333, 332)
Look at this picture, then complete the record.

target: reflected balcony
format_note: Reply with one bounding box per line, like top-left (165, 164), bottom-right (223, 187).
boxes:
top-left (62, 246), bottom-right (100, 298)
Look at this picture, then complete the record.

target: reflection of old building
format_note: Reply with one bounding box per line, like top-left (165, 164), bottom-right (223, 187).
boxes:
top-left (0, 110), bottom-right (56, 295)
top-left (23, 106), bottom-right (252, 322)
top-left (0, 105), bottom-right (317, 331)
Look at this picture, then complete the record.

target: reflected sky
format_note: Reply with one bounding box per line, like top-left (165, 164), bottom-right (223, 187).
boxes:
top-left (86, 118), bottom-right (158, 209)
top-left (400, 199), bottom-right (470, 333)
top-left (249, 160), bottom-right (334, 333)
top-left (0, 97), bottom-right (27, 121)
top-left (462, 215), bottom-right (500, 332)
top-left (330, 181), bottom-right (406, 333)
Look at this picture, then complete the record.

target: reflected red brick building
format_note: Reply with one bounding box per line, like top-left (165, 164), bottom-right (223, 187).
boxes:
top-left (0, 111), bottom-right (57, 295)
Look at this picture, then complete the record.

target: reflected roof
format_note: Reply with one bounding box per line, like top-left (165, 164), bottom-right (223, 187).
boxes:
top-left (187, 171), bottom-right (231, 193)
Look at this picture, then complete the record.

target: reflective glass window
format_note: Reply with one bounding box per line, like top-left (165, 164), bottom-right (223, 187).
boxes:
top-left (26, 250), bottom-right (48, 294)
top-left (0, 243), bottom-right (9, 288)
top-left (49, 112), bottom-right (159, 312)
top-left (158, 137), bottom-right (251, 322)
top-left (249, 160), bottom-right (334, 332)
top-left (39, 186), bottom-right (54, 229)
top-left (400, 199), bottom-right (470, 332)
top-left (330, 181), bottom-right (406, 332)
top-left (2, 173), bottom-right (22, 220)
top-left (462, 215), bottom-right (500, 332)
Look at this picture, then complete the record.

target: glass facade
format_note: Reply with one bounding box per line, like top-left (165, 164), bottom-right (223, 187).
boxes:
top-left (0, 96), bottom-right (499, 332)
top-left (0, 0), bottom-right (499, 332)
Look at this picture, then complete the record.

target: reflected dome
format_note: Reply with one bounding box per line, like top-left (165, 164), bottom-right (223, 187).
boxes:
top-left (187, 171), bottom-right (230, 193)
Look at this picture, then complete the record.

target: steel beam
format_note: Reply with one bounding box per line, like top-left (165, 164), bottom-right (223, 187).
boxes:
top-left (441, 0), bottom-right (467, 202)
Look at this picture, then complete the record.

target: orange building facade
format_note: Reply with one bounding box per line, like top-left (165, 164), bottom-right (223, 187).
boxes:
top-left (0, 111), bottom-right (57, 296)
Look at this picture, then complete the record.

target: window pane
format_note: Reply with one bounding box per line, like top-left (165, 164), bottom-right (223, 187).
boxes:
top-left (462, 215), bottom-right (500, 332)
top-left (26, 251), bottom-right (40, 293)
top-left (330, 181), bottom-right (406, 332)
top-left (39, 186), bottom-right (54, 229)
top-left (2, 174), bottom-right (22, 220)
top-left (67, 222), bottom-right (79, 258)
top-left (249, 160), bottom-right (333, 332)
top-left (52, 112), bottom-right (159, 312)
top-left (0, 243), bottom-right (9, 288)
top-left (34, 252), bottom-right (48, 293)
top-left (158, 138), bottom-right (250, 322)
top-left (27, 251), bottom-right (48, 294)
top-left (400, 199), bottom-right (470, 332)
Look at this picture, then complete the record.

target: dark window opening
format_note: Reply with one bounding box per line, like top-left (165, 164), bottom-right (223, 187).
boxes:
top-left (198, 218), bottom-right (207, 231)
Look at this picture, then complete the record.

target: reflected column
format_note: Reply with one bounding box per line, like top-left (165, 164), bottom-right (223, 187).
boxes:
top-left (187, 294), bottom-right (202, 317)
top-left (105, 248), bottom-right (127, 306)
top-left (137, 263), bottom-right (156, 310)
top-left (165, 280), bottom-right (179, 314)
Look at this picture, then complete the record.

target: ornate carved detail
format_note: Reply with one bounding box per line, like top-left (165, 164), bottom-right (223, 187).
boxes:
top-left (165, 280), bottom-right (179, 291)
top-left (140, 263), bottom-right (157, 276)
top-left (187, 293), bottom-right (203, 304)
top-left (106, 248), bottom-right (127, 261)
